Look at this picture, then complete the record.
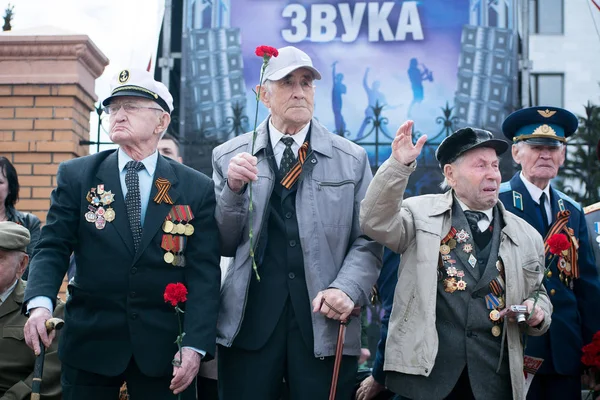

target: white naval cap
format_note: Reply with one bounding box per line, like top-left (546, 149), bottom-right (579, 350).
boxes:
top-left (102, 69), bottom-right (174, 114)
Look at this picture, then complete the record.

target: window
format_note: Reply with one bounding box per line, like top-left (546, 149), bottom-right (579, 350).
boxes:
top-left (530, 0), bottom-right (564, 34)
top-left (531, 74), bottom-right (564, 107)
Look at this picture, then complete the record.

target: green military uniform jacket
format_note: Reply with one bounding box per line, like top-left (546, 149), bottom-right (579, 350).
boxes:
top-left (0, 279), bottom-right (63, 400)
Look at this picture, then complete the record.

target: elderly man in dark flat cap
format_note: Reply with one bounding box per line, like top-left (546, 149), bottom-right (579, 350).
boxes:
top-left (359, 121), bottom-right (552, 400)
top-left (0, 222), bottom-right (63, 400)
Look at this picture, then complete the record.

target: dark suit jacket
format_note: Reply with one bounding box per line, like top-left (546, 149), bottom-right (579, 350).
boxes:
top-left (500, 173), bottom-right (600, 376)
top-left (0, 280), bottom-right (63, 400)
top-left (24, 150), bottom-right (221, 377)
top-left (584, 202), bottom-right (600, 275)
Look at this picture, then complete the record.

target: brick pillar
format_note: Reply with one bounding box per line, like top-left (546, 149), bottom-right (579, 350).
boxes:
top-left (0, 31), bottom-right (109, 224)
top-left (0, 31), bottom-right (109, 298)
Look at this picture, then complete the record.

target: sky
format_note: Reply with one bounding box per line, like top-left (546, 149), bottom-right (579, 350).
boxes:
top-left (1, 0), bottom-right (164, 152)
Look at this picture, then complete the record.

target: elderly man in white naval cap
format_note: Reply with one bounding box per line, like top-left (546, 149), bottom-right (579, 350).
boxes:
top-left (23, 69), bottom-right (221, 400)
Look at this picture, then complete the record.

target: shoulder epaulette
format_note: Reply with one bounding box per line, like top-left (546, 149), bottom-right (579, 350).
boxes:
top-left (584, 202), bottom-right (600, 214)
top-left (556, 190), bottom-right (583, 211)
top-left (499, 182), bottom-right (511, 193)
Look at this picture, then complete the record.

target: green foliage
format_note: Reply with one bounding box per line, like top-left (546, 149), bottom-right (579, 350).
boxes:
top-left (555, 102), bottom-right (600, 205)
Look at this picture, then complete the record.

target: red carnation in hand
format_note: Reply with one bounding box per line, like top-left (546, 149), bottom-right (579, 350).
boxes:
top-left (255, 45), bottom-right (279, 58)
top-left (164, 282), bottom-right (188, 307)
top-left (547, 233), bottom-right (570, 255)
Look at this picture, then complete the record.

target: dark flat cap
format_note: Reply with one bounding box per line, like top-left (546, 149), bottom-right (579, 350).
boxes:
top-left (0, 221), bottom-right (30, 253)
top-left (435, 127), bottom-right (509, 167)
top-left (502, 106), bottom-right (578, 146)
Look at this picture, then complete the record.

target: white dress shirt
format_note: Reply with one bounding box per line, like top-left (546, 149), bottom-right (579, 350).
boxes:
top-left (520, 172), bottom-right (552, 223)
top-left (455, 197), bottom-right (494, 232)
top-left (269, 119), bottom-right (310, 168)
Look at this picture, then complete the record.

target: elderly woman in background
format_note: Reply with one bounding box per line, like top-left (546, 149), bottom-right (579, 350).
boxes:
top-left (0, 157), bottom-right (41, 279)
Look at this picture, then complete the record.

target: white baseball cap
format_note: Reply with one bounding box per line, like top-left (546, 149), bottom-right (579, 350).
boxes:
top-left (102, 69), bottom-right (174, 114)
top-left (262, 46), bottom-right (322, 82)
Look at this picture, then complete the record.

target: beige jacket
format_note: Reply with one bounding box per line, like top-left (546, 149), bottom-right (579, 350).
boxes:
top-left (359, 157), bottom-right (552, 400)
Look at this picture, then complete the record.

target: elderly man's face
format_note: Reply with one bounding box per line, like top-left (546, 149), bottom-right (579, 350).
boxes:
top-left (108, 97), bottom-right (170, 147)
top-left (260, 68), bottom-right (315, 132)
top-left (0, 250), bottom-right (27, 293)
top-left (445, 147), bottom-right (502, 211)
top-left (512, 142), bottom-right (565, 185)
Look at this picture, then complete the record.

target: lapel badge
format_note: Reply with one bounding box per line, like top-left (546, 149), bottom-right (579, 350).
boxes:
top-left (462, 243), bottom-right (473, 254)
top-left (85, 184), bottom-right (116, 229)
top-left (154, 177), bottom-right (174, 205)
top-left (468, 254), bottom-right (477, 268)
top-left (456, 279), bottom-right (467, 291)
top-left (443, 277), bottom-right (458, 293)
top-left (558, 198), bottom-right (565, 212)
top-left (446, 266), bottom-right (457, 277)
top-left (512, 191), bottom-right (523, 211)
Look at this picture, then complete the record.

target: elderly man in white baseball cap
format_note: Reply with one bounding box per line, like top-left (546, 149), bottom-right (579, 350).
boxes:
top-left (212, 46), bottom-right (381, 399)
top-left (23, 68), bottom-right (222, 400)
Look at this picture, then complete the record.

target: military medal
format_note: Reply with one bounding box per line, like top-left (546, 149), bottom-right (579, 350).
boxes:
top-left (176, 223), bottom-right (186, 235)
top-left (491, 325), bottom-right (501, 337)
top-left (440, 244), bottom-right (451, 255)
top-left (447, 238), bottom-right (457, 249)
top-left (105, 207), bottom-right (116, 222)
top-left (456, 280), bottom-right (467, 291)
top-left (163, 220), bottom-right (174, 233)
top-left (171, 254), bottom-right (179, 266)
top-left (164, 252), bottom-right (175, 264)
top-left (489, 309), bottom-right (500, 322)
top-left (184, 224), bottom-right (194, 236)
top-left (95, 217), bottom-right (106, 230)
top-left (85, 210), bottom-right (97, 223)
top-left (444, 278), bottom-right (458, 293)
top-left (85, 184), bottom-right (116, 229)
top-left (446, 266), bottom-right (457, 277)
top-left (462, 243), bottom-right (473, 254)
top-left (455, 229), bottom-right (470, 243)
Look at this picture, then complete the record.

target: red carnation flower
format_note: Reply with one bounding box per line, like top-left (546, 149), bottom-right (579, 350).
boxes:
top-left (547, 233), bottom-right (570, 255)
top-left (164, 282), bottom-right (188, 307)
top-left (255, 45), bottom-right (279, 58)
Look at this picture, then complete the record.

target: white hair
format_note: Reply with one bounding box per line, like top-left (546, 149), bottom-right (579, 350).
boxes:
top-left (439, 153), bottom-right (466, 190)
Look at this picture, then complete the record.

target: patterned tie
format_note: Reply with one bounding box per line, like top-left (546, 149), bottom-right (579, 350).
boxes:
top-left (125, 161), bottom-right (145, 251)
top-left (279, 137), bottom-right (296, 178)
top-left (539, 192), bottom-right (549, 230)
top-left (464, 210), bottom-right (486, 234)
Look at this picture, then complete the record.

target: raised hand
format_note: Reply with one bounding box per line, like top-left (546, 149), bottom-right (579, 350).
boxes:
top-left (391, 120), bottom-right (427, 166)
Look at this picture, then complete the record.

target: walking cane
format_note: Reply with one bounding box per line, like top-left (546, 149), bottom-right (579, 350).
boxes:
top-left (31, 317), bottom-right (64, 400)
top-left (329, 306), bottom-right (361, 400)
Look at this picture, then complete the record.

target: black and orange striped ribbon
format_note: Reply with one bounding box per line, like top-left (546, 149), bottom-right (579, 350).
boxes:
top-left (281, 141), bottom-right (309, 189)
top-left (543, 210), bottom-right (579, 278)
top-left (153, 177), bottom-right (174, 205)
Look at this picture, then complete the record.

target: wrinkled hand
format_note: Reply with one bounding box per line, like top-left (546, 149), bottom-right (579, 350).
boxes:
top-left (391, 120), bottom-right (427, 166)
top-left (499, 300), bottom-right (544, 327)
top-left (24, 307), bottom-right (54, 356)
top-left (170, 348), bottom-right (201, 395)
top-left (522, 299), bottom-right (544, 327)
top-left (227, 152), bottom-right (258, 193)
top-left (355, 375), bottom-right (385, 400)
top-left (582, 369), bottom-right (600, 396)
top-left (359, 348), bottom-right (371, 364)
top-left (312, 289), bottom-right (354, 321)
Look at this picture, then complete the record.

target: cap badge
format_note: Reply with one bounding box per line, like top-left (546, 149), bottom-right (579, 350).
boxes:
top-left (532, 124), bottom-right (557, 137)
top-left (537, 109), bottom-right (557, 118)
top-left (118, 70), bottom-right (130, 84)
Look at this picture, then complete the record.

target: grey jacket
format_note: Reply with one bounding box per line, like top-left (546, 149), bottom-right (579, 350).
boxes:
top-left (212, 117), bottom-right (382, 357)
top-left (359, 157), bottom-right (552, 400)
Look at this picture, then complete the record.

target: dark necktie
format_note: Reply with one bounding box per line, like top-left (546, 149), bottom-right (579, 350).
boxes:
top-left (279, 137), bottom-right (296, 178)
top-left (539, 192), bottom-right (549, 230)
top-left (464, 210), bottom-right (486, 234)
top-left (125, 161), bottom-right (145, 251)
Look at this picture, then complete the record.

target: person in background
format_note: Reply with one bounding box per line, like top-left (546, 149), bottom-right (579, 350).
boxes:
top-left (499, 106), bottom-right (600, 400)
top-left (0, 221), bottom-right (63, 400)
top-left (158, 132), bottom-right (183, 164)
top-left (583, 139), bottom-right (600, 275)
top-left (0, 157), bottom-right (41, 280)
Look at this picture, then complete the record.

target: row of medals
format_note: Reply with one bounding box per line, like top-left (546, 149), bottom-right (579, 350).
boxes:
top-left (85, 186), bottom-right (116, 230)
top-left (162, 220), bottom-right (194, 267)
top-left (439, 229), bottom-right (505, 337)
